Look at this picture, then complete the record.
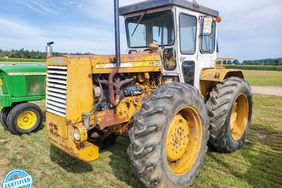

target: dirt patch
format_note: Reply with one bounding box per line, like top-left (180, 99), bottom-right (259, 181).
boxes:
top-left (251, 86), bottom-right (282, 96)
top-left (252, 130), bottom-right (282, 142)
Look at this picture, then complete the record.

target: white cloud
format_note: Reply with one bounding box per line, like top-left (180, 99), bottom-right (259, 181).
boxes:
top-left (199, 0), bottom-right (282, 60)
top-left (17, 0), bottom-right (58, 15)
top-left (0, 18), bottom-right (42, 37)
top-left (78, 0), bottom-right (140, 23)
top-left (0, 17), bottom-right (121, 54)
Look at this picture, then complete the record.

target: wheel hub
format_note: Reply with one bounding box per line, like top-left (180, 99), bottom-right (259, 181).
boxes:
top-left (23, 117), bottom-right (29, 122)
top-left (166, 115), bottom-right (190, 162)
top-left (166, 106), bottom-right (203, 176)
top-left (230, 94), bottom-right (249, 141)
top-left (17, 111), bottom-right (37, 130)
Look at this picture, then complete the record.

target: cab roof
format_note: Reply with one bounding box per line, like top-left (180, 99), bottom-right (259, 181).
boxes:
top-left (119, 0), bottom-right (219, 17)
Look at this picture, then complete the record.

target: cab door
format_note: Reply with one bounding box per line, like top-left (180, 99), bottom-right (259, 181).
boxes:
top-left (176, 9), bottom-right (217, 89)
top-left (176, 9), bottom-right (200, 88)
top-left (197, 17), bottom-right (217, 73)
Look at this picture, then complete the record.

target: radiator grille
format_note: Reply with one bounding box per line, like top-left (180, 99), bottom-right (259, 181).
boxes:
top-left (46, 66), bottom-right (67, 117)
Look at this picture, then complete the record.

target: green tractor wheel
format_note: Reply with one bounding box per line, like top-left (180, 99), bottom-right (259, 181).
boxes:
top-left (0, 107), bottom-right (12, 130)
top-left (7, 103), bottom-right (43, 135)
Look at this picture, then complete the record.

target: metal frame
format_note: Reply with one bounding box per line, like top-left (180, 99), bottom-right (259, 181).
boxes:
top-left (178, 13), bottom-right (198, 55)
top-left (125, 10), bottom-right (176, 48)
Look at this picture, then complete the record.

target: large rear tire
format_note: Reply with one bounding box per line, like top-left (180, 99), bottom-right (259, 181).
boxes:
top-left (128, 83), bottom-right (209, 188)
top-left (207, 77), bottom-right (252, 152)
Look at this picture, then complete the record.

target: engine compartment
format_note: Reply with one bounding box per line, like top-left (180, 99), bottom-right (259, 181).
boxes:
top-left (93, 72), bottom-right (162, 112)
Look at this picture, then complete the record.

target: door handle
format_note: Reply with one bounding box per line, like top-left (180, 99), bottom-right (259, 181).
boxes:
top-left (180, 56), bottom-right (186, 62)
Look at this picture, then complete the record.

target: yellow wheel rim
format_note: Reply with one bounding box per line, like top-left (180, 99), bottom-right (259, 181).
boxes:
top-left (166, 106), bottom-right (203, 176)
top-left (17, 111), bottom-right (37, 130)
top-left (230, 94), bottom-right (249, 141)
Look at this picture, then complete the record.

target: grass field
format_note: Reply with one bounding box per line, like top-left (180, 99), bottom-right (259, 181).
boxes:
top-left (0, 58), bottom-right (45, 63)
top-left (0, 94), bottom-right (281, 188)
top-left (243, 70), bottom-right (282, 87)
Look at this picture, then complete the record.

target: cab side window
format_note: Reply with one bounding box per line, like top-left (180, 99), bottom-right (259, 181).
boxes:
top-left (201, 20), bottom-right (216, 53)
top-left (179, 14), bottom-right (197, 55)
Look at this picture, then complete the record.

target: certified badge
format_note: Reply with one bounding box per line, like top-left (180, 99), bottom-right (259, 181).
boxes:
top-left (2, 169), bottom-right (33, 188)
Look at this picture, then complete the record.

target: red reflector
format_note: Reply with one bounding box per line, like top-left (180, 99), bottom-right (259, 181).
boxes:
top-left (215, 16), bottom-right (222, 23)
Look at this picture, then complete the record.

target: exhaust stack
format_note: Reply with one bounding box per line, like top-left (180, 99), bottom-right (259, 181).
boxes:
top-left (114, 0), bottom-right (121, 64)
top-left (46, 41), bottom-right (54, 58)
top-left (108, 0), bottom-right (121, 106)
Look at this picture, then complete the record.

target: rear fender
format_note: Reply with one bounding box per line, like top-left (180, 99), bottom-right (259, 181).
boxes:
top-left (200, 68), bottom-right (244, 100)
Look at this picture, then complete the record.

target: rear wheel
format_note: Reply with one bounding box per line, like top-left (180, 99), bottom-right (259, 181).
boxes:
top-left (207, 77), bottom-right (252, 152)
top-left (7, 103), bottom-right (43, 135)
top-left (0, 107), bottom-right (12, 130)
top-left (128, 83), bottom-right (209, 188)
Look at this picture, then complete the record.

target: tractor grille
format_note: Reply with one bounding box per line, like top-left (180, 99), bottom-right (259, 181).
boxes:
top-left (46, 66), bottom-right (67, 117)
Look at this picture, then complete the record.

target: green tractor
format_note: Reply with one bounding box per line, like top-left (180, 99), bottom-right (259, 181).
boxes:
top-left (0, 63), bottom-right (46, 135)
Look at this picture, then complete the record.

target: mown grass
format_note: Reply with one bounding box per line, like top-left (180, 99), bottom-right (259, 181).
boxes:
top-left (0, 58), bottom-right (45, 63)
top-left (0, 95), bottom-right (282, 188)
top-left (243, 70), bottom-right (282, 87)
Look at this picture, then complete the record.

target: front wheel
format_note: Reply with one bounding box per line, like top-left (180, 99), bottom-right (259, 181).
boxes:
top-left (7, 103), bottom-right (43, 135)
top-left (128, 83), bottom-right (209, 188)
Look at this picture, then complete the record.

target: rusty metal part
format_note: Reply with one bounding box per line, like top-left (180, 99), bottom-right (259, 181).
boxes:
top-left (96, 90), bottom-right (150, 129)
top-left (108, 67), bottom-right (119, 106)
top-left (112, 123), bottom-right (129, 136)
top-left (97, 110), bottom-right (128, 129)
top-left (100, 78), bottom-right (134, 90)
top-left (100, 78), bottom-right (134, 105)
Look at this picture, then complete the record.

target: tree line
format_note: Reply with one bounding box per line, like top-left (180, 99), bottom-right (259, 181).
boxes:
top-left (222, 58), bottom-right (282, 66)
top-left (0, 49), bottom-right (94, 59)
top-left (242, 58), bottom-right (282, 66)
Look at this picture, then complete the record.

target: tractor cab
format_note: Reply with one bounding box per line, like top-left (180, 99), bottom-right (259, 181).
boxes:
top-left (120, 0), bottom-right (221, 88)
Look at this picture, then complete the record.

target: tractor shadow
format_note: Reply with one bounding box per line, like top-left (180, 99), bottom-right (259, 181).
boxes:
top-left (49, 145), bottom-right (93, 173)
top-left (108, 136), bottom-right (143, 188)
top-left (49, 136), bottom-right (141, 186)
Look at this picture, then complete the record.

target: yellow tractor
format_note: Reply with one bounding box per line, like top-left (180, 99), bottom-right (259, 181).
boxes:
top-left (46, 0), bottom-right (252, 187)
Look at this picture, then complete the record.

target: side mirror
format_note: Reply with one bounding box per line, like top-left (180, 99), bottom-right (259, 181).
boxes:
top-left (203, 17), bottom-right (213, 36)
top-left (163, 48), bottom-right (176, 70)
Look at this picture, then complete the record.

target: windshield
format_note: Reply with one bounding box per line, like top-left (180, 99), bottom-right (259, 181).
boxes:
top-left (126, 10), bottom-right (175, 48)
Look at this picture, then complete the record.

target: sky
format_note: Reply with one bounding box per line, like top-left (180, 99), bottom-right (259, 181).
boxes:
top-left (0, 0), bottom-right (281, 61)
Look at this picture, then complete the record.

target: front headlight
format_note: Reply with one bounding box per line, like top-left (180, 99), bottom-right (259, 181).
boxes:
top-left (73, 126), bottom-right (88, 142)
top-left (74, 128), bottom-right (81, 141)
